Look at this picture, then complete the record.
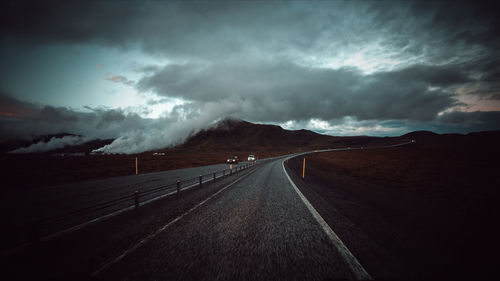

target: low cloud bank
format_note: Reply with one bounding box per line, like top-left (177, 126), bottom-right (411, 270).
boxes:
top-left (1, 94), bottom-right (499, 154)
top-left (9, 135), bottom-right (87, 153)
top-left (0, 94), bottom-right (221, 154)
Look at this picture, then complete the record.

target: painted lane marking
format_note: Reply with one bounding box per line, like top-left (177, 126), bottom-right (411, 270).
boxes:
top-left (282, 160), bottom-right (372, 280)
top-left (91, 168), bottom-right (258, 276)
top-left (2, 167), bottom-right (253, 258)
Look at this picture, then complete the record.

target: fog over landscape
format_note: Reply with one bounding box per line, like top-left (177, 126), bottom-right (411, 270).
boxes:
top-left (1, 1), bottom-right (499, 153)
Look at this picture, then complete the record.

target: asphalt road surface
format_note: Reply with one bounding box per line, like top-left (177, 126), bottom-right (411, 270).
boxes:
top-left (98, 156), bottom-right (368, 281)
top-left (2, 161), bottom-right (253, 251)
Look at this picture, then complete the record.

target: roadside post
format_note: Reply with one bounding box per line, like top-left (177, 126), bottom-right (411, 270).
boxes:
top-left (135, 157), bottom-right (138, 175)
top-left (223, 170), bottom-right (225, 177)
top-left (302, 157), bottom-right (306, 179)
top-left (199, 175), bottom-right (203, 187)
top-left (213, 172), bottom-right (216, 181)
top-left (177, 180), bottom-right (181, 196)
top-left (230, 164), bottom-right (233, 175)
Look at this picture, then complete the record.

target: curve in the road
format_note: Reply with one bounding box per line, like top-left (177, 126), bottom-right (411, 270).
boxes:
top-left (96, 155), bottom-right (378, 280)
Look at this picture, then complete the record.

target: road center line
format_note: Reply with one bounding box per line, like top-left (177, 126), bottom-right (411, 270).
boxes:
top-left (282, 160), bottom-right (372, 280)
top-left (91, 168), bottom-right (258, 277)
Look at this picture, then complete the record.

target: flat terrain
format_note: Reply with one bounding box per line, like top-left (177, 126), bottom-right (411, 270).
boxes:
top-left (3, 132), bottom-right (498, 280)
top-left (0, 150), bottom-right (285, 190)
top-left (286, 135), bottom-right (500, 279)
top-left (3, 157), bottom-right (359, 281)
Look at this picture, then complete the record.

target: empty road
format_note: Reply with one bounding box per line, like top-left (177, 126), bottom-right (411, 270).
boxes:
top-left (97, 156), bottom-right (370, 280)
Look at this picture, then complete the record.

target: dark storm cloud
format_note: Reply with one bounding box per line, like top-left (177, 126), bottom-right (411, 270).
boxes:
top-left (380, 64), bottom-right (471, 88)
top-left (138, 62), bottom-right (458, 122)
top-left (409, 1), bottom-right (499, 49)
top-left (2, 1), bottom-right (498, 93)
top-left (0, 93), bottom-right (215, 153)
top-left (2, 1), bottom-right (498, 67)
top-left (0, 92), bottom-right (147, 141)
top-left (368, 0), bottom-right (500, 59)
top-left (0, 91), bottom-right (39, 118)
top-left (4, 1), bottom-right (497, 62)
top-left (367, 1), bottom-right (500, 98)
top-left (436, 111), bottom-right (500, 131)
top-left (1, 1), bottom-right (324, 58)
top-left (1, 0), bottom-right (499, 152)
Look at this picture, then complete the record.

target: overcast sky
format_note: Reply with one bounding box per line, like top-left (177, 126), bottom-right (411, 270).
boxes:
top-left (1, 0), bottom-right (499, 153)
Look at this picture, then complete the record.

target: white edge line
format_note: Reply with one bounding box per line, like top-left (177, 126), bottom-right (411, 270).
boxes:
top-left (91, 167), bottom-right (258, 276)
top-left (40, 174), bottom-right (220, 240)
top-left (1, 165), bottom-right (257, 258)
top-left (282, 160), bottom-right (372, 280)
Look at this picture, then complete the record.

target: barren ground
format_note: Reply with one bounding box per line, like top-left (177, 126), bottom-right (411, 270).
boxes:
top-left (286, 140), bottom-right (500, 279)
top-left (0, 150), bottom-right (288, 190)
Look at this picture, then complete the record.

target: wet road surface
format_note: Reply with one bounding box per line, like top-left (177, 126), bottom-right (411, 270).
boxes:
top-left (2, 161), bottom-right (252, 251)
top-left (99, 157), bottom-right (361, 280)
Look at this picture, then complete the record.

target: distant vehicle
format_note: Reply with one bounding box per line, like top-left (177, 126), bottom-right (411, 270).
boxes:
top-left (248, 155), bottom-right (256, 161)
top-left (227, 156), bottom-right (239, 164)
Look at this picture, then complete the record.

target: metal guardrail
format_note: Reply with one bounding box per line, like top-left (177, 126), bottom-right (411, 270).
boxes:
top-left (20, 162), bottom-right (256, 247)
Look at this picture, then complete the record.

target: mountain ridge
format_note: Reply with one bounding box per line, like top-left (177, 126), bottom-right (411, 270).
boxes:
top-left (3, 118), bottom-right (500, 154)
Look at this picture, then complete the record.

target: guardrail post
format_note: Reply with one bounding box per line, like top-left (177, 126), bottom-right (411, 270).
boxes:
top-left (30, 217), bottom-right (40, 246)
top-left (177, 180), bottom-right (181, 196)
top-left (223, 170), bottom-right (225, 177)
top-left (199, 175), bottom-right (202, 187)
top-left (213, 171), bottom-right (216, 181)
top-left (134, 190), bottom-right (140, 211)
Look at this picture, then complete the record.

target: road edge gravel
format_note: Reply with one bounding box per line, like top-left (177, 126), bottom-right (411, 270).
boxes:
top-left (282, 157), bottom-right (372, 281)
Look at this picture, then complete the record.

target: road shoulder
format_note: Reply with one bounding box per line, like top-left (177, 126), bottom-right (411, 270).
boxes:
top-left (2, 165), bottom-right (259, 279)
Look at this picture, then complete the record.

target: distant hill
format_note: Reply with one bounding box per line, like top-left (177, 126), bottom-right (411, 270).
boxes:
top-left (399, 130), bottom-right (500, 149)
top-left (177, 118), bottom-right (388, 152)
top-left (401, 130), bottom-right (439, 139)
top-left (4, 118), bottom-right (498, 154)
top-left (178, 118), bottom-right (331, 151)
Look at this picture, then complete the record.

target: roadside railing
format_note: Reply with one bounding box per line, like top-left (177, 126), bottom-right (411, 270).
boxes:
top-left (7, 162), bottom-right (257, 251)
